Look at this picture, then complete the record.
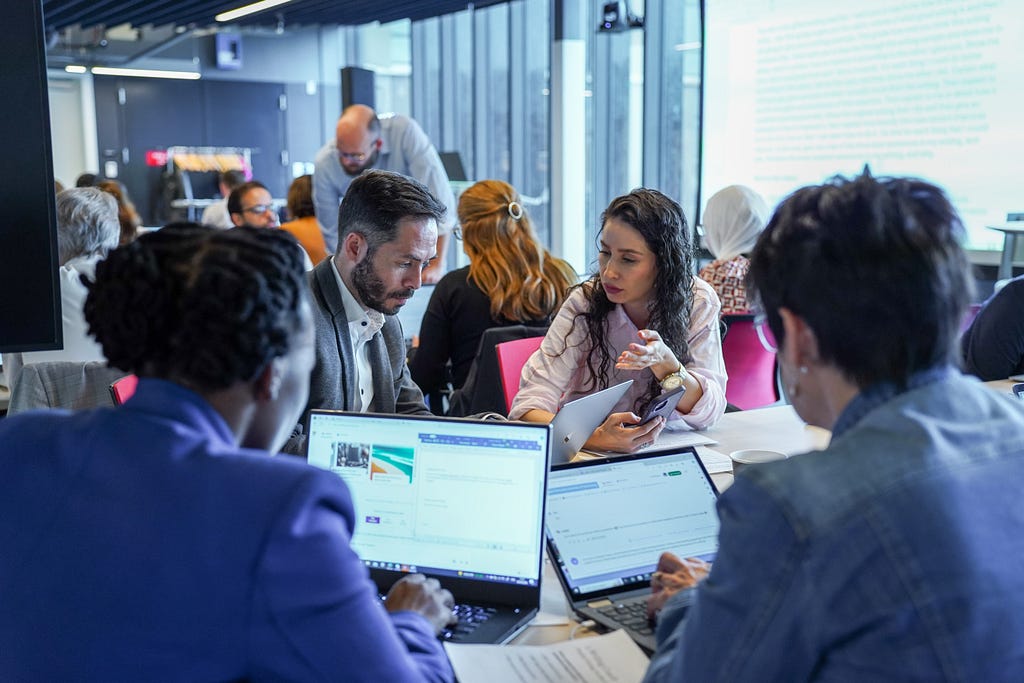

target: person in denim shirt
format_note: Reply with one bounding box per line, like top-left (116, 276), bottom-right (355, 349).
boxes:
top-left (642, 171), bottom-right (1024, 681)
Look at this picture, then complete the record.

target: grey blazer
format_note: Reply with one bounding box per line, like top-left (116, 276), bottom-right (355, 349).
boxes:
top-left (283, 258), bottom-right (430, 454)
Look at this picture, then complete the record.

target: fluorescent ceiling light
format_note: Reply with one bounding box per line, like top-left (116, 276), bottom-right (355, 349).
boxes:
top-left (64, 65), bottom-right (87, 73)
top-left (91, 66), bottom-right (201, 80)
top-left (673, 41), bottom-right (703, 52)
top-left (216, 0), bottom-right (294, 22)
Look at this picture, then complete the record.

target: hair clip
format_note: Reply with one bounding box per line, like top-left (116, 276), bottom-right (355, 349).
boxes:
top-left (507, 201), bottom-right (524, 220)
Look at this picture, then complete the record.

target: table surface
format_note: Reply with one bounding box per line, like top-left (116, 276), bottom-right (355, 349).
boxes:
top-left (988, 223), bottom-right (1024, 234)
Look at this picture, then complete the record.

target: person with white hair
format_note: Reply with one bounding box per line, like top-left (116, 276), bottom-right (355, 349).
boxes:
top-left (4, 187), bottom-right (119, 389)
top-left (697, 185), bottom-right (769, 314)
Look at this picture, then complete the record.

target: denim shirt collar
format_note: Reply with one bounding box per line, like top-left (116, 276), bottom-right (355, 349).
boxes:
top-left (832, 365), bottom-right (958, 439)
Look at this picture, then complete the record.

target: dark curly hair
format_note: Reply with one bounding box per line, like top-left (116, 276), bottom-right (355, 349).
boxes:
top-left (82, 223), bottom-right (308, 392)
top-left (569, 188), bottom-right (696, 413)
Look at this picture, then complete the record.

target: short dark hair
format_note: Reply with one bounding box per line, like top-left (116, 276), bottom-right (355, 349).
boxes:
top-left (747, 171), bottom-right (973, 390)
top-left (227, 180), bottom-right (269, 217)
top-left (337, 170), bottom-right (446, 253)
top-left (220, 169), bottom-right (247, 190)
top-left (83, 223), bottom-right (308, 392)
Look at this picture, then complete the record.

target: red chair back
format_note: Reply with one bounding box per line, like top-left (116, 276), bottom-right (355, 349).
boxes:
top-left (721, 315), bottom-right (779, 410)
top-left (109, 374), bottom-right (139, 406)
top-left (495, 336), bottom-right (545, 413)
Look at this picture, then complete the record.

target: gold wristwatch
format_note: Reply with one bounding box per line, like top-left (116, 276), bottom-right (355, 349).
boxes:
top-left (660, 365), bottom-right (686, 390)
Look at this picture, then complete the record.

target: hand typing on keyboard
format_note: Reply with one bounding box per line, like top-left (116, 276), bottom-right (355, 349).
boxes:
top-left (646, 552), bottom-right (711, 621)
top-left (383, 573), bottom-right (457, 635)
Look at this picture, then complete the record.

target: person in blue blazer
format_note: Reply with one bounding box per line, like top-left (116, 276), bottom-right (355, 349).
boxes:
top-left (0, 224), bottom-right (455, 682)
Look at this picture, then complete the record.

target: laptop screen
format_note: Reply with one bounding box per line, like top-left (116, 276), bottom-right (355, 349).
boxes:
top-left (546, 449), bottom-right (719, 598)
top-left (307, 411), bottom-right (550, 587)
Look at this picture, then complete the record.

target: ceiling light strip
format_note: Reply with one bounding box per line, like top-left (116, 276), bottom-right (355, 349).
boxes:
top-left (216, 0), bottom-right (295, 22)
top-left (90, 66), bottom-right (201, 80)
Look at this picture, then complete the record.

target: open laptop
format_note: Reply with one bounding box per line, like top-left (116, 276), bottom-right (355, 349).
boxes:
top-left (305, 410), bottom-right (551, 644)
top-left (549, 380), bottom-right (633, 465)
top-left (545, 448), bottom-right (719, 652)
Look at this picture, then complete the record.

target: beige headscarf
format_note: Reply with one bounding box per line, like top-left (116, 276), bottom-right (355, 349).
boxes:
top-left (703, 185), bottom-right (770, 261)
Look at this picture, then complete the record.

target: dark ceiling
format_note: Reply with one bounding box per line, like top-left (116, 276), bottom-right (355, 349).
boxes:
top-left (42, 0), bottom-right (506, 33)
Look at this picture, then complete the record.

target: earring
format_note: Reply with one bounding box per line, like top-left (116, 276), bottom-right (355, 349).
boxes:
top-left (787, 366), bottom-right (808, 399)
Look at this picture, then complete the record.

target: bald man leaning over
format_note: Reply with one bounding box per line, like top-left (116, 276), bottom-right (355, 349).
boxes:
top-left (313, 105), bottom-right (456, 284)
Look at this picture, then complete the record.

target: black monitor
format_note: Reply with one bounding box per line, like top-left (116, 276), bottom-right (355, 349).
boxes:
top-left (1, 0), bottom-right (61, 353)
top-left (439, 152), bottom-right (468, 182)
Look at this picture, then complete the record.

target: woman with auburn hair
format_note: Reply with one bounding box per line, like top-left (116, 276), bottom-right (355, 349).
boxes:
top-left (409, 179), bottom-right (577, 406)
top-left (280, 174), bottom-right (329, 265)
top-left (97, 179), bottom-right (142, 245)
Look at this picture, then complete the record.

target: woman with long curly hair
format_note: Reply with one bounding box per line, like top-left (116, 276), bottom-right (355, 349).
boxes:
top-left (409, 179), bottom-right (577, 404)
top-left (510, 188), bottom-right (726, 453)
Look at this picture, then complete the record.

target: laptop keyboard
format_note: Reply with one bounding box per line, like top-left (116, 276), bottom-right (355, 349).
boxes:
top-left (441, 603), bottom-right (498, 641)
top-left (596, 600), bottom-right (654, 636)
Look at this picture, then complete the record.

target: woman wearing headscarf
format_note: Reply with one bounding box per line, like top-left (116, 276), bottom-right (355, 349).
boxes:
top-left (697, 185), bottom-right (769, 314)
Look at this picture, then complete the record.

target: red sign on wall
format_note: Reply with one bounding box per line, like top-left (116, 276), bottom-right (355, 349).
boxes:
top-left (145, 149), bottom-right (168, 167)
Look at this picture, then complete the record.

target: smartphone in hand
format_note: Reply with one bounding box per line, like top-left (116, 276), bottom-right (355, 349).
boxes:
top-left (629, 385), bottom-right (687, 427)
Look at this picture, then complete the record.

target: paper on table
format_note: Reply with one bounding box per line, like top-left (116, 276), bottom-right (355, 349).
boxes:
top-left (445, 629), bottom-right (649, 683)
top-left (695, 446), bottom-right (733, 474)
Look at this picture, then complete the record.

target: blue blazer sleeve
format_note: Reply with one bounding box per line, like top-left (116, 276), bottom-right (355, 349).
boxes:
top-left (247, 469), bottom-right (453, 682)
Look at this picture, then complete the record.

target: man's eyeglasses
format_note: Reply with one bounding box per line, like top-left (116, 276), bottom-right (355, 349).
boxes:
top-left (754, 312), bottom-right (778, 353)
top-left (338, 138), bottom-right (380, 163)
top-left (242, 204), bottom-right (274, 215)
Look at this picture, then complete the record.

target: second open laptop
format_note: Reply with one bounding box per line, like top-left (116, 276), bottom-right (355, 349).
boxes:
top-left (305, 410), bottom-right (551, 644)
top-left (545, 447), bottom-right (720, 653)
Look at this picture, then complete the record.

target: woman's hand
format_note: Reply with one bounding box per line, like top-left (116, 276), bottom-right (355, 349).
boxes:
top-left (646, 552), bottom-right (711, 621)
top-left (582, 411), bottom-right (666, 453)
top-left (615, 329), bottom-right (683, 381)
top-left (616, 329), bottom-right (704, 414)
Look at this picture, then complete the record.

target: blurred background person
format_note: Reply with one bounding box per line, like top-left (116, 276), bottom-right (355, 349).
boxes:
top-left (697, 184), bottom-right (769, 315)
top-left (97, 178), bottom-right (142, 245)
top-left (201, 169), bottom-right (247, 229)
top-left (643, 172), bottom-right (1024, 681)
top-left (74, 172), bottom-right (99, 188)
top-left (0, 224), bottom-right (455, 681)
top-left (511, 188), bottom-right (727, 453)
top-left (228, 180), bottom-right (279, 229)
top-left (3, 187), bottom-right (119, 390)
top-left (961, 275), bottom-right (1024, 380)
top-left (280, 174), bottom-right (328, 265)
top-left (409, 179), bottom-right (576, 413)
top-left (229, 179), bottom-right (312, 270)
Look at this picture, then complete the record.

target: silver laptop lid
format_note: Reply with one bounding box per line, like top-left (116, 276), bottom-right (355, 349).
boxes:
top-left (549, 380), bottom-right (634, 465)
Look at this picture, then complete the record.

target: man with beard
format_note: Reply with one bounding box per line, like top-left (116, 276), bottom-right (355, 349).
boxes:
top-left (282, 170), bottom-right (442, 455)
top-left (312, 105), bottom-right (455, 283)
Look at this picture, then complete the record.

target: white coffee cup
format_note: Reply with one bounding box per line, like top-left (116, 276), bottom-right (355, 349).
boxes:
top-left (729, 448), bottom-right (789, 473)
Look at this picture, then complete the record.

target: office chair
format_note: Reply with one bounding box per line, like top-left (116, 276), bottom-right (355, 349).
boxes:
top-left (109, 374), bottom-right (140, 405)
top-left (447, 325), bottom-right (548, 417)
top-left (720, 314), bottom-right (780, 410)
top-left (495, 335), bottom-right (546, 413)
top-left (7, 361), bottom-right (129, 415)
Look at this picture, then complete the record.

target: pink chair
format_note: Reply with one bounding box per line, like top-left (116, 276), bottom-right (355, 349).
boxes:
top-left (109, 374), bottom-right (139, 406)
top-left (721, 315), bottom-right (779, 410)
top-left (495, 336), bottom-right (545, 413)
